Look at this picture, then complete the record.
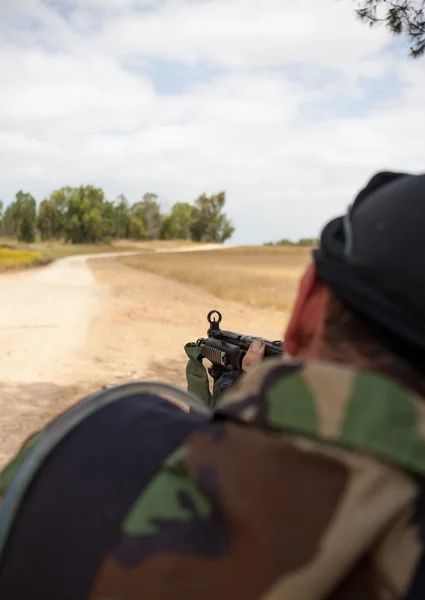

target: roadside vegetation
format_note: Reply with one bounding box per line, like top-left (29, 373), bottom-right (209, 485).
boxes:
top-left (0, 188), bottom-right (234, 245)
top-left (0, 184), bottom-right (230, 273)
top-left (0, 238), bottom-right (206, 273)
top-left (0, 248), bottom-right (50, 273)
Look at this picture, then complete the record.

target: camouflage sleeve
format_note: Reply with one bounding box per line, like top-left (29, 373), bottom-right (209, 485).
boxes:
top-left (89, 360), bottom-right (424, 599)
top-left (88, 421), bottom-right (421, 600)
top-left (0, 360), bottom-right (423, 599)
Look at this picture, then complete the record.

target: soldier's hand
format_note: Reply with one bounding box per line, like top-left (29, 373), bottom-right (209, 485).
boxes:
top-left (242, 339), bottom-right (265, 370)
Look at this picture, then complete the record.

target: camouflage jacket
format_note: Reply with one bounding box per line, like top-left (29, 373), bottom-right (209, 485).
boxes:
top-left (0, 358), bottom-right (423, 599)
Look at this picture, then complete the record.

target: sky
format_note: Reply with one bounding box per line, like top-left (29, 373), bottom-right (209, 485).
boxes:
top-left (1, 0), bottom-right (424, 245)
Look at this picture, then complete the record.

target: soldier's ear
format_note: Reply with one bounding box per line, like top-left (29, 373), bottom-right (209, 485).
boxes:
top-left (284, 262), bottom-right (330, 358)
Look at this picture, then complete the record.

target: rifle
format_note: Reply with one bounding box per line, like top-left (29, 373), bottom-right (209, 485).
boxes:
top-left (195, 310), bottom-right (284, 381)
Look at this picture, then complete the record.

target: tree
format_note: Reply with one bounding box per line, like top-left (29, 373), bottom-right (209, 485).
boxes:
top-left (63, 186), bottom-right (105, 243)
top-left (47, 187), bottom-right (74, 239)
top-left (1, 204), bottom-right (17, 237)
top-left (140, 193), bottom-right (163, 240)
top-left (160, 202), bottom-right (195, 240)
top-left (37, 200), bottom-right (55, 241)
top-left (3, 185), bottom-right (237, 245)
top-left (114, 195), bottom-right (131, 239)
top-left (101, 201), bottom-right (117, 240)
top-left (129, 203), bottom-right (148, 240)
top-left (355, 0), bottom-right (425, 58)
top-left (82, 205), bottom-right (104, 243)
top-left (190, 192), bottom-right (235, 243)
top-left (264, 237), bottom-right (319, 247)
top-left (12, 191), bottom-right (37, 243)
top-left (298, 237), bottom-right (319, 246)
top-left (128, 194), bottom-right (163, 240)
top-left (129, 216), bottom-right (147, 240)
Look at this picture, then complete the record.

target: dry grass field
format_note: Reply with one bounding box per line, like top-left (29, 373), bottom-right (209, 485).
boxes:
top-left (120, 245), bottom-right (313, 312)
top-left (0, 237), bottom-right (138, 257)
top-left (0, 238), bottom-right (204, 272)
top-left (113, 239), bottom-right (200, 251)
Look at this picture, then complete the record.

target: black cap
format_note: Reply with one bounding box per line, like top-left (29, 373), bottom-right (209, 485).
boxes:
top-left (313, 170), bottom-right (425, 354)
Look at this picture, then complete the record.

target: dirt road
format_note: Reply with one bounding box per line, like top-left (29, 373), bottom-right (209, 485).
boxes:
top-left (0, 252), bottom-right (287, 467)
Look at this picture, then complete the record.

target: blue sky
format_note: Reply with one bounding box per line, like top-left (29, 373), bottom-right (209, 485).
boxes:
top-left (140, 60), bottom-right (221, 95)
top-left (0, 0), bottom-right (424, 244)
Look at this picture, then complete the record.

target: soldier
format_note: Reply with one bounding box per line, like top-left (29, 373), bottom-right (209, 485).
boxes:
top-left (0, 170), bottom-right (423, 599)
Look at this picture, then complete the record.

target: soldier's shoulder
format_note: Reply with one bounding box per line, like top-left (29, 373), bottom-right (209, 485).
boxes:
top-left (217, 358), bottom-right (425, 476)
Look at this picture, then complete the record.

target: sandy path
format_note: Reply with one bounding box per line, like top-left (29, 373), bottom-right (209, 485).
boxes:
top-left (0, 254), bottom-right (105, 466)
top-left (0, 251), bottom-right (287, 467)
top-left (0, 255), bottom-right (102, 384)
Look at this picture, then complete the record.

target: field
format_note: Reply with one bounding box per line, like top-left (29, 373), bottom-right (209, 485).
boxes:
top-left (0, 238), bottom-right (202, 272)
top-left (0, 242), bottom-right (135, 273)
top-left (0, 242), bottom-right (308, 466)
top-left (120, 245), bottom-right (312, 312)
top-left (0, 248), bottom-right (52, 273)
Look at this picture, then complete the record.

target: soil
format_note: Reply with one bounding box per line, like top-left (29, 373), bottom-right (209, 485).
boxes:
top-left (0, 252), bottom-right (287, 468)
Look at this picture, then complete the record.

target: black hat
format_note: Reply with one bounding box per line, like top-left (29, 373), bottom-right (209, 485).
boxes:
top-left (313, 170), bottom-right (425, 353)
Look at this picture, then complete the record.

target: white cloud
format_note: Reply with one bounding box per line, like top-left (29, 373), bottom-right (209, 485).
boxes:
top-left (94, 0), bottom-right (389, 73)
top-left (0, 46), bottom-right (155, 137)
top-left (0, 0), bottom-right (425, 244)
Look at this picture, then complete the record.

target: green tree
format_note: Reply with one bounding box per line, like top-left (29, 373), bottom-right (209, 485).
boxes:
top-left (158, 215), bottom-right (174, 240)
top-left (13, 191), bottom-right (37, 243)
top-left (83, 205), bottom-right (104, 243)
top-left (114, 195), bottom-right (131, 239)
top-left (101, 201), bottom-right (117, 240)
top-left (129, 194), bottom-right (164, 240)
top-left (297, 237), bottom-right (319, 246)
top-left (190, 192), bottom-right (234, 243)
top-left (160, 202), bottom-right (195, 240)
top-left (264, 237), bottom-right (319, 247)
top-left (3, 185), bottom-right (237, 245)
top-left (139, 193), bottom-right (163, 240)
top-left (63, 189), bottom-right (85, 243)
top-left (129, 203), bottom-right (148, 240)
top-left (1, 204), bottom-right (17, 237)
top-left (63, 186), bottom-right (106, 243)
top-left (37, 200), bottom-right (55, 241)
top-left (47, 187), bottom-right (74, 238)
top-left (355, 0), bottom-right (425, 58)
top-left (276, 239), bottom-right (295, 246)
top-left (129, 216), bottom-right (147, 240)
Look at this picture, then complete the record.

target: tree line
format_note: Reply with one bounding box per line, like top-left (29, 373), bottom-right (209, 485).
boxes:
top-left (0, 187), bottom-right (235, 244)
top-left (264, 237), bottom-right (319, 247)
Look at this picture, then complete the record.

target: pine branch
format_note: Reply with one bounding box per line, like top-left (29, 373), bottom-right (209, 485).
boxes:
top-left (355, 0), bottom-right (425, 57)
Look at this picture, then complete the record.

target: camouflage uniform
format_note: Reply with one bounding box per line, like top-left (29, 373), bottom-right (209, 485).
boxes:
top-left (0, 358), bottom-right (423, 599)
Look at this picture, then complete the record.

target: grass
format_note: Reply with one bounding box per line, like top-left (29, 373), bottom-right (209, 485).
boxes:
top-left (0, 239), bottom-right (138, 272)
top-left (27, 242), bottom-right (140, 260)
top-left (0, 248), bottom-right (52, 273)
top-left (0, 238), bottom-right (208, 273)
top-left (120, 245), bottom-right (313, 312)
top-left (113, 239), bottom-right (200, 251)
top-left (1, 237), bottom-right (203, 256)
